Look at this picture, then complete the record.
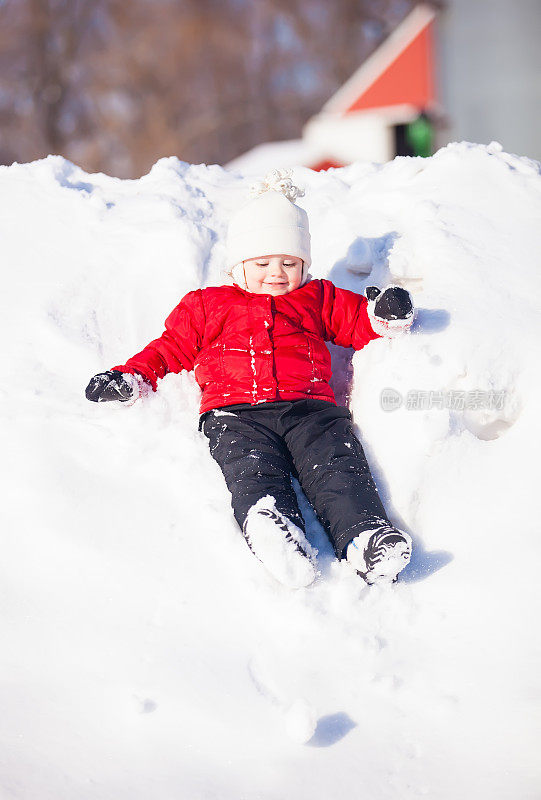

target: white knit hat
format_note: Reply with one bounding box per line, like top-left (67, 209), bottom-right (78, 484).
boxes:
top-left (226, 169), bottom-right (311, 288)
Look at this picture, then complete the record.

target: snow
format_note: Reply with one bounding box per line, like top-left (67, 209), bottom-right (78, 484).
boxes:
top-left (283, 698), bottom-right (318, 744)
top-left (1, 142), bottom-right (541, 799)
top-left (226, 138), bottom-right (317, 175)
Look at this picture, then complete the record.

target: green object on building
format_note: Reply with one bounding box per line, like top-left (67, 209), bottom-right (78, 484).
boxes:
top-left (406, 114), bottom-right (434, 158)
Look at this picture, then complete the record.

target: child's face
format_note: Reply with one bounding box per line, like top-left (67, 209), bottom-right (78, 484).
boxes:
top-left (240, 254), bottom-right (303, 296)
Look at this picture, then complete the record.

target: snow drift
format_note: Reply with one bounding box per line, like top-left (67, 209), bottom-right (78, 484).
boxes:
top-left (1, 142), bottom-right (540, 799)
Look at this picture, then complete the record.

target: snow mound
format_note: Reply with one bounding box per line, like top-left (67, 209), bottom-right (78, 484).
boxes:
top-left (1, 143), bottom-right (541, 800)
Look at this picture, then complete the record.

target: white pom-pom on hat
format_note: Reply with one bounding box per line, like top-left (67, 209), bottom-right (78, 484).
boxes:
top-left (249, 168), bottom-right (305, 202)
top-left (226, 168), bottom-right (311, 289)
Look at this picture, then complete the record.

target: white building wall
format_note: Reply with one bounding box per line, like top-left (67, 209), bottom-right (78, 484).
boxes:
top-left (438, 0), bottom-right (541, 161)
top-left (303, 111), bottom-right (400, 164)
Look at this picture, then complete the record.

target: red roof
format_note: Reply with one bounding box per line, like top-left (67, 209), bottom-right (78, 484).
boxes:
top-left (323, 4), bottom-right (437, 115)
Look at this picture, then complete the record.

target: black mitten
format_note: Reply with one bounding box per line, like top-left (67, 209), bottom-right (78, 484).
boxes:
top-left (85, 370), bottom-right (134, 403)
top-left (366, 286), bottom-right (413, 320)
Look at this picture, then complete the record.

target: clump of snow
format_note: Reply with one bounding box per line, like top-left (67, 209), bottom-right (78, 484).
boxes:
top-left (284, 698), bottom-right (318, 744)
top-left (1, 143), bottom-right (541, 799)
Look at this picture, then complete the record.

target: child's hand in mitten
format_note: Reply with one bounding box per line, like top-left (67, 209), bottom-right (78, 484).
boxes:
top-left (365, 285), bottom-right (414, 337)
top-left (85, 370), bottom-right (140, 403)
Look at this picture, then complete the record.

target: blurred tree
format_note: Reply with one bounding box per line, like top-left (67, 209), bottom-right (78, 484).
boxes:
top-left (0, 0), bottom-right (414, 177)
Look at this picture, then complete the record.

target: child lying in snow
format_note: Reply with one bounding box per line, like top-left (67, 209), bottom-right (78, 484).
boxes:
top-left (85, 169), bottom-right (415, 588)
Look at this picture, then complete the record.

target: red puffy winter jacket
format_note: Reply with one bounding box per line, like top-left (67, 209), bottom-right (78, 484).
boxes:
top-left (112, 279), bottom-right (381, 414)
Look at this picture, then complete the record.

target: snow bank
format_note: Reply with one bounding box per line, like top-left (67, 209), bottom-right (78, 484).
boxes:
top-left (1, 142), bottom-right (540, 799)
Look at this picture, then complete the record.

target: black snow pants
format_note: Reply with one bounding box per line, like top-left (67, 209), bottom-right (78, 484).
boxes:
top-left (199, 399), bottom-right (391, 559)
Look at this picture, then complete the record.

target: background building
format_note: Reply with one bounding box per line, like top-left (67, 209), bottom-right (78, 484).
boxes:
top-left (229, 0), bottom-right (541, 173)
